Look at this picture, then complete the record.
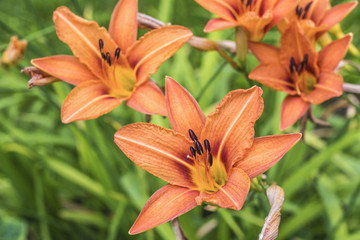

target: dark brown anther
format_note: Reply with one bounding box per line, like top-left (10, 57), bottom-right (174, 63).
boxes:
top-left (204, 139), bottom-right (210, 152)
top-left (101, 52), bottom-right (106, 60)
top-left (302, 2), bottom-right (312, 19)
top-left (208, 153), bottom-right (213, 167)
top-left (99, 39), bottom-right (104, 51)
top-left (188, 129), bottom-right (198, 141)
top-left (296, 6), bottom-right (303, 18)
top-left (115, 47), bottom-right (120, 59)
top-left (290, 57), bottom-right (297, 73)
top-left (295, 5), bottom-right (300, 17)
top-left (106, 52), bottom-right (111, 66)
top-left (190, 146), bottom-right (196, 158)
top-left (194, 141), bottom-right (203, 155)
top-left (300, 53), bottom-right (309, 71)
top-left (246, 0), bottom-right (252, 7)
top-left (304, 1), bottom-right (313, 12)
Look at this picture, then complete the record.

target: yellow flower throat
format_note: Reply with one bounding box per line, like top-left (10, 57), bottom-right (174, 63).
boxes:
top-left (187, 129), bottom-right (227, 194)
top-left (98, 39), bottom-right (136, 98)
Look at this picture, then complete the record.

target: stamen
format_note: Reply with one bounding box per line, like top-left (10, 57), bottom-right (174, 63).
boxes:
top-left (304, 1), bottom-right (313, 11)
top-left (246, 0), bottom-right (252, 7)
top-left (101, 52), bottom-right (106, 60)
top-left (106, 52), bottom-right (111, 66)
top-left (300, 54), bottom-right (308, 71)
top-left (99, 39), bottom-right (104, 51)
top-left (188, 129), bottom-right (198, 141)
top-left (190, 146), bottom-right (196, 158)
top-left (194, 141), bottom-right (204, 155)
top-left (295, 6), bottom-right (303, 18)
top-left (115, 47), bottom-right (120, 59)
top-left (208, 152), bottom-right (213, 166)
top-left (289, 57), bottom-right (298, 73)
top-left (204, 139), bottom-right (210, 152)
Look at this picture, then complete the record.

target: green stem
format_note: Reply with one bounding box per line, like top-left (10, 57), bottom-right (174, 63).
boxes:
top-left (235, 27), bottom-right (248, 70)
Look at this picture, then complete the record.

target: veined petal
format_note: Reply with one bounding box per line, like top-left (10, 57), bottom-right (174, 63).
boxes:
top-left (61, 81), bottom-right (125, 123)
top-left (127, 26), bottom-right (192, 85)
top-left (302, 70), bottom-right (343, 105)
top-left (194, 0), bottom-right (238, 22)
top-left (108, 0), bottom-right (138, 51)
top-left (308, 0), bottom-right (329, 24)
top-left (320, 1), bottom-right (358, 32)
top-left (31, 55), bottom-right (97, 85)
top-left (318, 34), bottom-right (352, 71)
top-left (267, 0), bottom-right (297, 30)
top-left (236, 133), bottom-right (302, 178)
top-left (165, 77), bottom-right (206, 138)
top-left (280, 95), bottom-right (310, 130)
top-left (249, 42), bottom-right (280, 64)
top-left (280, 21), bottom-right (318, 74)
top-left (249, 64), bottom-right (296, 94)
top-left (202, 86), bottom-right (263, 171)
top-left (129, 184), bottom-right (199, 235)
top-left (204, 18), bottom-right (238, 32)
top-left (196, 168), bottom-right (250, 210)
top-left (53, 6), bottom-right (117, 79)
top-left (114, 123), bottom-right (196, 188)
top-left (126, 80), bottom-right (167, 116)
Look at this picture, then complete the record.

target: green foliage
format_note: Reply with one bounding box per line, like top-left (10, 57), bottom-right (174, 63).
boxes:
top-left (1, 0), bottom-right (360, 239)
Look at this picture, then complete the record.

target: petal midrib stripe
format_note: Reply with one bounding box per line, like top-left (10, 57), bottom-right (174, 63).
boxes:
top-left (134, 33), bottom-right (191, 72)
top-left (218, 90), bottom-right (256, 155)
top-left (57, 11), bottom-right (100, 58)
top-left (114, 135), bottom-right (194, 169)
top-left (63, 94), bottom-right (118, 123)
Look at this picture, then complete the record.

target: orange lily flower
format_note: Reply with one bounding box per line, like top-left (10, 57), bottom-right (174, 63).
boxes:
top-left (114, 77), bottom-right (301, 234)
top-left (249, 22), bottom-right (352, 130)
top-left (30, 0), bottom-right (192, 123)
top-left (194, 0), bottom-right (297, 41)
top-left (278, 0), bottom-right (357, 42)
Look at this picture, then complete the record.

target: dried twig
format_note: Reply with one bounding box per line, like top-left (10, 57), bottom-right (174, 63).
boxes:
top-left (171, 218), bottom-right (188, 240)
top-left (259, 184), bottom-right (285, 240)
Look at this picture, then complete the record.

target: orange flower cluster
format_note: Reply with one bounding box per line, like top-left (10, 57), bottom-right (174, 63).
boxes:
top-left (248, 0), bottom-right (356, 129)
top-left (22, 0), bottom-right (357, 236)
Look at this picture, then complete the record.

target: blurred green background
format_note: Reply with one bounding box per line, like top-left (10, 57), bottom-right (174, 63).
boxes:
top-left (1, 0), bottom-right (360, 239)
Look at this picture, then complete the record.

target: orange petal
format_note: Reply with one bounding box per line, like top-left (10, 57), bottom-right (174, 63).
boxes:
top-left (129, 184), bottom-right (199, 235)
top-left (280, 21), bottom-right (318, 75)
top-left (302, 70), bottom-right (343, 105)
top-left (236, 133), bottom-right (302, 178)
top-left (320, 1), bottom-right (358, 32)
top-left (238, 12), bottom-right (272, 42)
top-left (248, 42), bottom-right (280, 64)
top-left (308, 0), bottom-right (329, 24)
top-left (204, 18), bottom-right (238, 32)
top-left (280, 95), bottom-right (310, 130)
top-left (31, 55), bottom-right (97, 85)
top-left (61, 81), bottom-right (124, 123)
top-left (194, 0), bottom-right (238, 22)
top-left (267, 0), bottom-right (298, 30)
top-left (114, 123), bottom-right (196, 188)
top-left (108, 0), bottom-right (138, 50)
top-left (318, 34), bottom-right (352, 71)
top-left (196, 168), bottom-right (250, 210)
top-left (126, 80), bottom-right (167, 116)
top-left (165, 77), bottom-right (206, 138)
top-left (202, 86), bottom-right (263, 171)
top-left (249, 64), bottom-right (296, 94)
top-left (53, 6), bottom-right (117, 79)
top-left (127, 26), bottom-right (192, 85)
